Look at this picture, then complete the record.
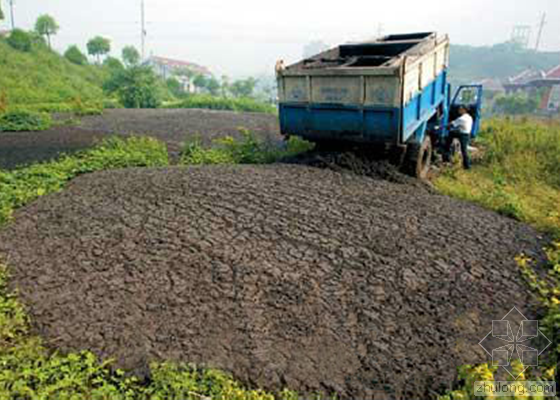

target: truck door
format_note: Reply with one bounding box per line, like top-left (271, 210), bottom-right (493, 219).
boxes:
top-left (450, 85), bottom-right (483, 138)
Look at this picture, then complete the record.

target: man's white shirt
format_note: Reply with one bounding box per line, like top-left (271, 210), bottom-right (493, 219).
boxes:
top-left (451, 113), bottom-right (473, 135)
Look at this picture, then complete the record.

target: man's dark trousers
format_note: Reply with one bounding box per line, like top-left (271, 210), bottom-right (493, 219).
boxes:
top-left (446, 131), bottom-right (471, 170)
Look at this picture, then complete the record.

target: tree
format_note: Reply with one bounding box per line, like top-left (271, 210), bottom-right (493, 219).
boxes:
top-left (87, 36), bottom-right (111, 64)
top-left (193, 74), bottom-right (220, 96)
top-left (103, 66), bottom-right (160, 108)
top-left (103, 56), bottom-right (124, 71)
top-left (64, 45), bottom-right (88, 65)
top-left (493, 93), bottom-right (539, 115)
top-left (230, 77), bottom-right (257, 98)
top-left (35, 15), bottom-right (59, 49)
top-left (122, 45), bottom-right (140, 67)
top-left (166, 77), bottom-right (183, 97)
top-left (0, 2), bottom-right (4, 21)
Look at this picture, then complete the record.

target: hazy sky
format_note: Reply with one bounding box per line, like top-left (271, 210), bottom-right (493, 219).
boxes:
top-left (3, 0), bottom-right (560, 76)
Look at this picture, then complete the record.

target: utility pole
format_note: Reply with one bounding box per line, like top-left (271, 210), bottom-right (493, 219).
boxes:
top-left (9, 0), bottom-right (15, 30)
top-left (534, 12), bottom-right (546, 52)
top-left (141, 0), bottom-right (146, 60)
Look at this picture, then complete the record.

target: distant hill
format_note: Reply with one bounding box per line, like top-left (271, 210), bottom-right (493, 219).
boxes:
top-left (449, 42), bottom-right (560, 83)
top-left (0, 38), bottom-right (108, 109)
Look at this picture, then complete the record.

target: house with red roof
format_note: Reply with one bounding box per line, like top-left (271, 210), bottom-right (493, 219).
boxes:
top-left (146, 56), bottom-right (212, 93)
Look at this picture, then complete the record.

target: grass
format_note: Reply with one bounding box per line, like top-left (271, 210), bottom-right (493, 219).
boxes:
top-left (165, 94), bottom-right (277, 114)
top-left (0, 111), bottom-right (52, 132)
top-left (435, 118), bottom-right (560, 235)
top-left (0, 39), bottom-right (108, 111)
top-left (435, 118), bottom-right (560, 399)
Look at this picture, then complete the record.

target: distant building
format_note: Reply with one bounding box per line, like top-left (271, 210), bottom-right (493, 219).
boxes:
top-left (146, 56), bottom-right (212, 93)
top-left (501, 63), bottom-right (560, 112)
top-left (503, 68), bottom-right (546, 93)
top-left (478, 78), bottom-right (505, 96)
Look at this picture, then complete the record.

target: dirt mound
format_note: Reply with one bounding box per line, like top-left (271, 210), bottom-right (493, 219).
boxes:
top-left (0, 109), bottom-right (279, 169)
top-left (287, 150), bottom-right (419, 185)
top-left (0, 165), bottom-right (546, 399)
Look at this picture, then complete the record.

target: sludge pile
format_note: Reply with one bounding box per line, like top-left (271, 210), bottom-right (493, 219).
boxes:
top-left (0, 164), bottom-right (546, 399)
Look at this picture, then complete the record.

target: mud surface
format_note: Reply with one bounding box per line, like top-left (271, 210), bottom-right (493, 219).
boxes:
top-left (0, 109), bottom-right (279, 169)
top-left (0, 165), bottom-right (546, 399)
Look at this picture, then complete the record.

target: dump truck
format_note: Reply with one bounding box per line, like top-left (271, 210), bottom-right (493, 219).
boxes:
top-left (276, 32), bottom-right (483, 178)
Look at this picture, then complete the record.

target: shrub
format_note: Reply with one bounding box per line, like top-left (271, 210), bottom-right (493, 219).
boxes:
top-left (64, 45), bottom-right (88, 65)
top-left (181, 129), bottom-right (313, 165)
top-left (6, 29), bottom-right (32, 52)
top-left (104, 66), bottom-right (161, 108)
top-left (0, 111), bottom-right (52, 132)
top-left (72, 97), bottom-right (103, 116)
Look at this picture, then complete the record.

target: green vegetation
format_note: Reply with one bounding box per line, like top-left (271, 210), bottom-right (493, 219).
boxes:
top-left (0, 38), bottom-right (108, 111)
top-left (435, 118), bottom-right (560, 234)
top-left (104, 65), bottom-right (161, 109)
top-left (166, 94), bottom-right (276, 114)
top-left (181, 130), bottom-right (313, 165)
top-left (493, 92), bottom-right (541, 115)
top-left (0, 111), bottom-right (52, 132)
top-left (34, 14), bottom-right (60, 49)
top-left (450, 42), bottom-right (560, 83)
top-left (436, 118), bottom-right (560, 399)
top-left (122, 45), bottom-right (140, 68)
top-left (64, 45), bottom-right (88, 65)
top-left (87, 36), bottom-right (111, 64)
top-left (6, 29), bottom-right (32, 52)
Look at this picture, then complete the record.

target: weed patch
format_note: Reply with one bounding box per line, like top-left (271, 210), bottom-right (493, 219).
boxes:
top-left (181, 129), bottom-right (313, 165)
top-left (0, 111), bottom-right (52, 132)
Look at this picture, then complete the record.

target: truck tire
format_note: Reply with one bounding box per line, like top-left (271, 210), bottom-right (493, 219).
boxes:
top-left (402, 135), bottom-right (432, 179)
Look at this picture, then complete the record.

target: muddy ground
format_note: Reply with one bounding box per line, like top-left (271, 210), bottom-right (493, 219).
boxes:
top-left (0, 164), bottom-right (546, 399)
top-left (0, 109), bottom-right (279, 169)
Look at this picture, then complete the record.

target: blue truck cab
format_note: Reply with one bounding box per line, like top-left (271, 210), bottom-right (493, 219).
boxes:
top-left (276, 32), bottom-right (483, 178)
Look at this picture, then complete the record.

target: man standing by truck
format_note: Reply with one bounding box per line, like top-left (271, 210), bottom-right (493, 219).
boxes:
top-left (446, 106), bottom-right (473, 169)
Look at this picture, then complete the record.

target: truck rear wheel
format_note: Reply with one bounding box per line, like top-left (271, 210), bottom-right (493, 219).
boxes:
top-left (402, 136), bottom-right (432, 179)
